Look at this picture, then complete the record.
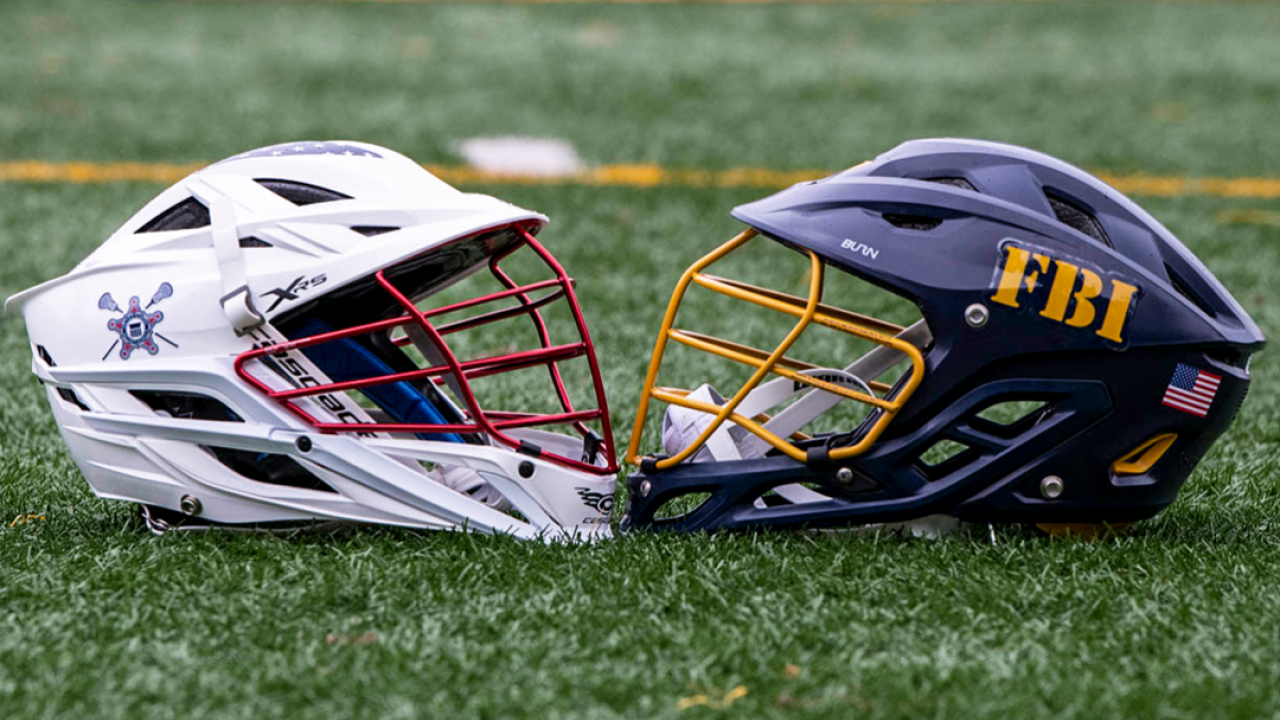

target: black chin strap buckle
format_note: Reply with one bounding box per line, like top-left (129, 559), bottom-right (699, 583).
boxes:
top-left (639, 454), bottom-right (669, 475)
top-left (805, 445), bottom-right (833, 468)
top-left (581, 430), bottom-right (604, 465)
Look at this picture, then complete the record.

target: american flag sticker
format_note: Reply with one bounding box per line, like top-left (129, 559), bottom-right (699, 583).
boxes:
top-left (1162, 363), bottom-right (1221, 418)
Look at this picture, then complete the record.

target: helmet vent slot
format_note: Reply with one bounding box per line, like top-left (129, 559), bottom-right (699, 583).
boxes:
top-left (1166, 263), bottom-right (1219, 318)
top-left (351, 225), bottom-right (400, 237)
top-left (131, 390), bottom-right (244, 423)
top-left (975, 399), bottom-right (1047, 427)
top-left (136, 197), bottom-right (211, 233)
top-left (239, 236), bottom-right (272, 248)
top-left (36, 345), bottom-right (55, 366)
top-left (56, 387), bottom-right (90, 411)
top-left (1205, 349), bottom-right (1249, 370)
top-left (925, 177), bottom-right (978, 192)
top-left (256, 179), bottom-right (352, 206)
top-left (971, 398), bottom-right (1053, 439)
top-left (1044, 190), bottom-right (1112, 247)
top-left (918, 438), bottom-right (969, 466)
top-left (883, 213), bottom-right (943, 231)
top-left (203, 446), bottom-right (337, 494)
top-left (914, 438), bottom-right (977, 481)
top-left (652, 492), bottom-right (711, 519)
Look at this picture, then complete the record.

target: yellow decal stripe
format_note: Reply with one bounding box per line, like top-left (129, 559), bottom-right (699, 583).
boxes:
top-left (3, 160), bottom-right (1280, 198)
top-left (1112, 433), bottom-right (1178, 475)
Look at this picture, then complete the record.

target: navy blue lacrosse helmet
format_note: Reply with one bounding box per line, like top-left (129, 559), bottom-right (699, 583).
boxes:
top-left (622, 139), bottom-right (1264, 535)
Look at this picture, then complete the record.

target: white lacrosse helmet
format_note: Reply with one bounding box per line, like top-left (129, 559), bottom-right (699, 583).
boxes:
top-left (6, 140), bottom-right (619, 540)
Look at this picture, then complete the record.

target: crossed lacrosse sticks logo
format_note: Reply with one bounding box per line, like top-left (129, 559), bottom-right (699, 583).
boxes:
top-left (99, 282), bottom-right (178, 360)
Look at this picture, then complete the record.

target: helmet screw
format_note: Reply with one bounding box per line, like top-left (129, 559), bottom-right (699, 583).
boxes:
top-left (1040, 475), bottom-right (1065, 500)
top-left (964, 303), bottom-right (989, 329)
top-left (179, 495), bottom-right (202, 517)
top-left (638, 479), bottom-right (652, 497)
top-left (835, 467), bottom-right (855, 485)
top-left (296, 436), bottom-right (312, 453)
top-left (518, 460), bottom-right (535, 478)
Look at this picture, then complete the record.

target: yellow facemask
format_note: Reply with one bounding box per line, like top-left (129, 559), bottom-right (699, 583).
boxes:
top-left (626, 228), bottom-right (930, 471)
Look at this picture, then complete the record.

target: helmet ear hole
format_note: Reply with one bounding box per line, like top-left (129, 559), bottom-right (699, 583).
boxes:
top-left (130, 390), bottom-right (243, 423)
top-left (204, 447), bottom-right (338, 494)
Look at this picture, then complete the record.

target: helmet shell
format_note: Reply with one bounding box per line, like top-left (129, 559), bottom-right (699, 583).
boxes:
top-left (625, 139), bottom-right (1263, 531)
top-left (8, 141), bottom-right (615, 539)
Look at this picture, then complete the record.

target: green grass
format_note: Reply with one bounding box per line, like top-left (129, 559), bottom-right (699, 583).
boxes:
top-left (3, 1), bottom-right (1280, 718)
top-left (6, 0), bottom-right (1280, 174)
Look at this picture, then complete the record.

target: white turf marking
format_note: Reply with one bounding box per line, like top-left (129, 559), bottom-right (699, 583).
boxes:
top-left (457, 137), bottom-right (585, 178)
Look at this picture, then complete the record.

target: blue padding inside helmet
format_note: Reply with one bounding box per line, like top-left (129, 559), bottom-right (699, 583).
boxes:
top-left (289, 319), bottom-right (463, 443)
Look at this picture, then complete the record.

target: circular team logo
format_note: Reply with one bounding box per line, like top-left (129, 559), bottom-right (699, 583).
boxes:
top-left (99, 283), bottom-right (178, 361)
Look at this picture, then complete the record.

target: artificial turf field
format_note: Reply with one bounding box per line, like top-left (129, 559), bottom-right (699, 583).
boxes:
top-left (3, 1), bottom-right (1280, 717)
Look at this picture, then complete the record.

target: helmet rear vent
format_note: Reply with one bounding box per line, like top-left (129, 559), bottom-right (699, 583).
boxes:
top-left (239, 236), bottom-right (272, 248)
top-left (36, 345), bottom-right (55, 366)
top-left (136, 197), bottom-right (211, 233)
top-left (883, 213), bottom-right (943, 231)
top-left (1165, 264), bottom-right (1218, 318)
top-left (1205, 348), bottom-right (1249, 370)
top-left (256, 179), bottom-right (352, 206)
top-left (1044, 191), bottom-right (1112, 247)
top-left (56, 387), bottom-right (90, 411)
top-left (925, 177), bottom-right (978, 193)
top-left (351, 225), bottom-right (400, 237)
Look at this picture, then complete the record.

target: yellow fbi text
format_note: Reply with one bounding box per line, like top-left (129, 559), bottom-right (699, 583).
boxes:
top-left (991, 241), bottom-right (1140, 346)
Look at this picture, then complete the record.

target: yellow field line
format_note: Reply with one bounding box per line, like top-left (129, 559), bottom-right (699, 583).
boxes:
top-left (1216, 209), bottom-right (1280, 227)
top-left (0, 161), bottom-right (208, 184)
top-left (3, 160), bottom-right (1280, 199)
top-left (180, 0), bottom-right (1054, 4)
top-left (183, 0), bottom-right (1271, 4)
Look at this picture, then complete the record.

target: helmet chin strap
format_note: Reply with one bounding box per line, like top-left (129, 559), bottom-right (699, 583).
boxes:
top-left (210, 197), bottom-right (265, 336)
top-left (660, 320), bottom-right (934, 506)
top-left (663, 320), bottom-right (933, 463)
top-left (405, 323), bottom-right (477, 436)
top-left (404, 314), bottom-right (517, 508)
top-left (746, 320), bottom-right (933, 458)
